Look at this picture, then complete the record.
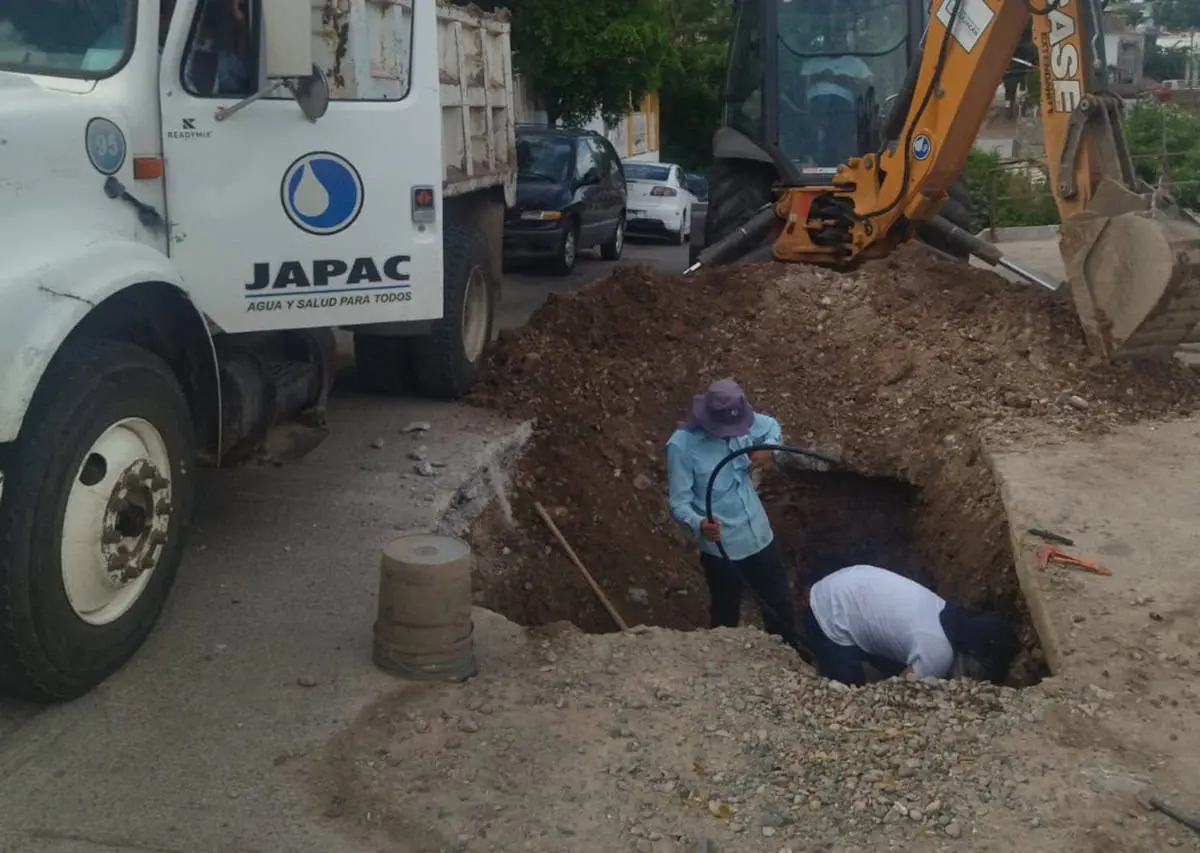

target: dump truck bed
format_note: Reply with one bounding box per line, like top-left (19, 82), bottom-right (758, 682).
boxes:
top-left (310, 0), bottom-right (516, 205)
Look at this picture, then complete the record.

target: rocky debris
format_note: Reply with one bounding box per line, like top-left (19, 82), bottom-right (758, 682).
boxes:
top-left (315, 622), bottom-right (1185, 853)
top-left (402, 421), bottom-right (433, 433)
top-left (463, 251), bottom-right (1199, 642)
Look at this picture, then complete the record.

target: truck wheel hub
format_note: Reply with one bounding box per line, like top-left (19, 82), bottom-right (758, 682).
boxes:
top-left (61, 417), bottom-right (174, 627)
top-left (102, 459), bottom-right (172, 584)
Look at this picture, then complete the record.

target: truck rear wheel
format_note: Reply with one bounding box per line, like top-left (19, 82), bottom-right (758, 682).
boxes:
top-left (410, 223), bottom-right (497, 400)
top-left (0, 339), bottom-right (196, 701)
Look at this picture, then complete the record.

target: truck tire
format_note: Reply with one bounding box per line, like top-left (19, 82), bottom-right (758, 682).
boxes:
top-left (701, 158), bottom-right (778, 258)
top-left (410, 223), bottom-right (498, 400)
top-left (0, 339), bottom-right (196, 701)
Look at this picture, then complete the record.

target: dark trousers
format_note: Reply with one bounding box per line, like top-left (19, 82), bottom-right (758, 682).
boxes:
top-left (699, 541), bottom-right (795, 639)
top-left (803, 607), bottom-right (906, 686)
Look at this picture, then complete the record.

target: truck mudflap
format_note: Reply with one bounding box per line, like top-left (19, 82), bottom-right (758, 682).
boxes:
top-left (1061, 179), bottom-right (1200, 360)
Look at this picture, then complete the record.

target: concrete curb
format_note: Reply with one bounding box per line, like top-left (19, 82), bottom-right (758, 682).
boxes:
top-left (982, 441), bottom-right (1066, 677)
top-left (977, 225), bottom-right (1060, 243)
top-left (435, 418), bottom-right (533, 537)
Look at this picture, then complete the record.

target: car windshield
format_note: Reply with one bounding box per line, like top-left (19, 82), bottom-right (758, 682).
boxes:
top-left (0, 0), bottom-right (134, 78)
top-left (624, 163), bottom-right (672, 182)
top-left (517, 136), bottom-right (572, 182)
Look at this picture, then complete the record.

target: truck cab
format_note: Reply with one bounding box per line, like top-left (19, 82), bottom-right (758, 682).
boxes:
top-left (0, 0), bottom-right (512, 701)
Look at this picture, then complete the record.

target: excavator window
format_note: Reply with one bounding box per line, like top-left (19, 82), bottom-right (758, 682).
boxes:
top-left (775, 0), bottom-right (912, 174)
top-left (722, 0), bottom-right (766, 147)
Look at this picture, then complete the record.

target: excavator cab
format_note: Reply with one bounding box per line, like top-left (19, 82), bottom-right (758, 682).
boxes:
top-left (692, 0), bottom-right (1200, 361)
top-left (697, 0), bottom-right (974, 261)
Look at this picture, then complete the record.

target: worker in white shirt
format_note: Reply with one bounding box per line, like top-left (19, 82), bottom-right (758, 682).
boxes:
top-left (804, 565), bottom-right (1020, 686)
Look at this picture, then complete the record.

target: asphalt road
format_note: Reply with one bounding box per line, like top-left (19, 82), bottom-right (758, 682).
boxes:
top-left (0, 238), bottom-right (689, 853)
top-left (497, 237), bottom-right (690, 331)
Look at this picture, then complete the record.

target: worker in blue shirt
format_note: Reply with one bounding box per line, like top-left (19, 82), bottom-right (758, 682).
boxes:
top-left (666, 379), bottom-right (795, 639)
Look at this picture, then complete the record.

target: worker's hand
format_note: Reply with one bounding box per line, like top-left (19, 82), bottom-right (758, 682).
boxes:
top-left (700, 518), bottom-right (722, 542)
top-left (750, 449), bottom-right (773, 470)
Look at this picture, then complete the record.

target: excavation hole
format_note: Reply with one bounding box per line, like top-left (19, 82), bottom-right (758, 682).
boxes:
top-left (470, 456), bottom-right (1047, 687)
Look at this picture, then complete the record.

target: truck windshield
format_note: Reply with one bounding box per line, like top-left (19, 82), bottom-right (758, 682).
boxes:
top-left (0, 0), bottom-right (135, 78)
top-left (775, 0), bottom-right (911, 171)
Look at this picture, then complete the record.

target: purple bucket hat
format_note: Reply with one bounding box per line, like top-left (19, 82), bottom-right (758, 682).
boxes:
top-left (682, 378), bottom-right (755, 438)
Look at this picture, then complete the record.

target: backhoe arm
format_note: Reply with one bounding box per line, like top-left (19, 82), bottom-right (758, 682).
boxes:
top-left (768, 0), bottom-right (1200, 360)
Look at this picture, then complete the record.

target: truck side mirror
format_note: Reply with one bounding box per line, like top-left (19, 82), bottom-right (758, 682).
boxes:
top-left (261, 0), bottom-right (314, 79)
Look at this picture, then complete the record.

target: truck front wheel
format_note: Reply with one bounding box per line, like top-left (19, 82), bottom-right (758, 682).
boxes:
top-left (0, 339), bottom-right (196, 701)
top-left (409, 223), bottom-right (497, 399)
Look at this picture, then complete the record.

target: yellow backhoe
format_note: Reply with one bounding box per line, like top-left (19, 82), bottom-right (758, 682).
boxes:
top-left (688, 0), bottom-right (1200, 360)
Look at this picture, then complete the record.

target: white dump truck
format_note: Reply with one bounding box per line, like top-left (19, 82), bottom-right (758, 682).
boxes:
top-left (0, 0), bottom-right (515, 701)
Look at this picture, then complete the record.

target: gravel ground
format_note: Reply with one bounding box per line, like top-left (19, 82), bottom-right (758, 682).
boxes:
top-left (311, 615), bottom-right (1200, 853)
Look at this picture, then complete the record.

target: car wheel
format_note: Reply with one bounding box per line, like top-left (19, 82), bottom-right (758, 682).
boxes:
top-left (0, 338), bottom-right (196, 701)
top-left (672, 212), bottom-right (688, 246)
top-left (600, 215), bottom-right (625, 261)
top-left (551, 222), bottom-right (579, 276)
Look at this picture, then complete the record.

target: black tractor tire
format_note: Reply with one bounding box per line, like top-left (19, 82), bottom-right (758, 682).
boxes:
top-left (918, 176), bottom-right (979, 260)
top-left (600, 214), bottom-right (625, 261)
top-left (701, 158), bottom-right (778, 260)
top-left (0, 339), bottom-right (196, 702)
top-left (409, 223), bottom-right (498, 400)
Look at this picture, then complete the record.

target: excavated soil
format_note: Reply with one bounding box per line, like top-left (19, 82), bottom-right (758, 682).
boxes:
top-left (465, 245), bottom-right (1200, 679)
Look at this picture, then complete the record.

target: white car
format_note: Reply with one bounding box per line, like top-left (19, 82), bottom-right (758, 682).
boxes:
top-left (623, 161), bottom-right (696, 244)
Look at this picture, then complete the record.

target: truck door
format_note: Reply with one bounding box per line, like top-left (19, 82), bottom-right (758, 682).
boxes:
top-left (158, 0), bottom-right (443, 334)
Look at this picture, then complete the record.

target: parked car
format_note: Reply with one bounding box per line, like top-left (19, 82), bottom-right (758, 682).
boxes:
top-left (503, 126), bottom-right (627, 275)
top-left (622, 161), bottom-right (697, 245)
top-left (685, 172), bottom-right (709, 201)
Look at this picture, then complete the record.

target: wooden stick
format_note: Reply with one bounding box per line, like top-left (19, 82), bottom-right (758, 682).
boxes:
top-left (533, 501), bottom-right (630, 632)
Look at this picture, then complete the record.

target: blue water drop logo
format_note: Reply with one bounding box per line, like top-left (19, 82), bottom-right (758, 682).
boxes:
top-left (280, 152), bottom-right (364, 235)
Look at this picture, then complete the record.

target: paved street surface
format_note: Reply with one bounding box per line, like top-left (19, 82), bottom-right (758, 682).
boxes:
top-left (497, 238), bottom-right (686, 331)
top-left (0, 239), bottom-right (687, 853)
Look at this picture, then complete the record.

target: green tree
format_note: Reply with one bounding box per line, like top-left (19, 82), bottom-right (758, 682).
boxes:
top-left (963, 148), bottom-right (1060, 228)
top-left (1156, 0), bottom-right (1200, 30)
top-left (1124, 102), bottom-right (1200, 208)
top-left (658, 0), bottom-right (733, 170)
top-left (472, 0), bottom-right (673, 126)
top-left (1144, 43), bottom-right (1189, 81)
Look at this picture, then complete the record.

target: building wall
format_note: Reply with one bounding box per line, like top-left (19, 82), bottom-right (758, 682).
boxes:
top-left (584, 94), bottom-right (662, 162)
top-left (512, 76), bottom-right (662, 162)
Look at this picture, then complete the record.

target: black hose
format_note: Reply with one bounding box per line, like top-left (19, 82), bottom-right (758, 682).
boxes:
top-left (702, 443), bottom-right (845, 666)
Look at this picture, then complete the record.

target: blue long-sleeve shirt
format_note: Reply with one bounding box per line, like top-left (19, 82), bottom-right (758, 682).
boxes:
top-left (665, 413), bottom-right (782, 560)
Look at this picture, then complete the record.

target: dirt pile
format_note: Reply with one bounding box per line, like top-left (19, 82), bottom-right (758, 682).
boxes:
top-left (466, 247), bottom-right (1200, 659)
top-left (317, 618), bottom-right (1192, 853)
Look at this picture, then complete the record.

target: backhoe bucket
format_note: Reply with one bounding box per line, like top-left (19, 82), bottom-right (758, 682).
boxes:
top-left (1061, 182), bottom-right (1200, 360)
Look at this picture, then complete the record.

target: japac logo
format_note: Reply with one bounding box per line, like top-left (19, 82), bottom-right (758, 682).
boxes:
top-left (280, 151), bottom-right (364, 236)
